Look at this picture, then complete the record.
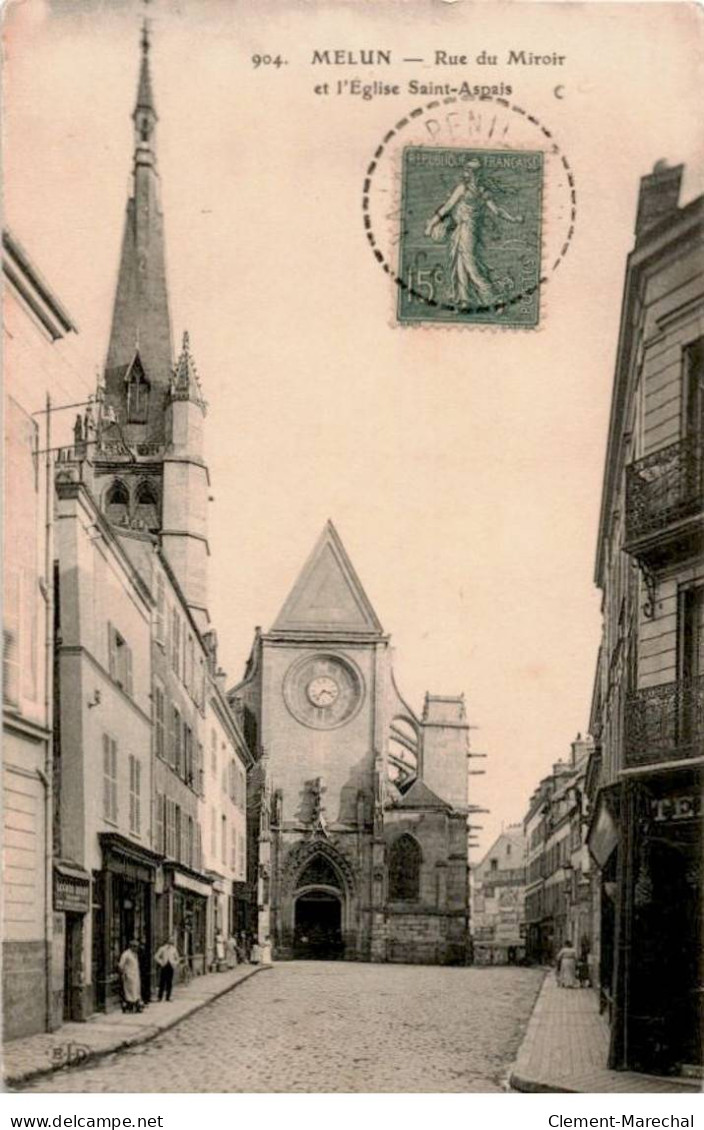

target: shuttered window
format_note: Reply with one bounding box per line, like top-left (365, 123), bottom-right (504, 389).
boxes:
top-left (154, 683), bottom-right (165, 758)
top-left (129, 755), bottom-right (141, 835)
top-left (103, 734), bottom-right (118, 823)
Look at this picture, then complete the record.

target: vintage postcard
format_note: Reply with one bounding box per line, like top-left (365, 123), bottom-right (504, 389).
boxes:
top-left (2, 0), bottom-right (703, 1105)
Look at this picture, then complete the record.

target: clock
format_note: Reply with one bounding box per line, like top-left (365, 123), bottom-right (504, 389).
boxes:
top-left (283, 653), bottom-right (364, 730)
top-left (307, 675), bottom-right (339, 707)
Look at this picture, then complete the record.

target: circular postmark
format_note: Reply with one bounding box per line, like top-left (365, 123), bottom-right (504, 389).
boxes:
top-left (362, 95), bottom-right (576, 328)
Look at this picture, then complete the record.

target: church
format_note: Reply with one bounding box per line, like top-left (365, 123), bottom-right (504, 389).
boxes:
top-left (229, 522), bottom-right (472, 965)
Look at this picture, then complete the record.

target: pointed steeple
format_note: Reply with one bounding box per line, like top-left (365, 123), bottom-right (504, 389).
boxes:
top-left (171, 331), bottom-right (206, 410)
top-left (271, 521), bottom-right (384, 638)
top-left (103, 22), bottom-right (172, 441)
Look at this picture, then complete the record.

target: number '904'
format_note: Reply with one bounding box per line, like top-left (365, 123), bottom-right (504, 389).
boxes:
top-left (252, 55), bottom-right (286, 68)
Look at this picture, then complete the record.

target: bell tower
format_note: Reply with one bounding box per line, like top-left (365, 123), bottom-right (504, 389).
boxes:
top-left (90, 24), bottom-right (210, 626)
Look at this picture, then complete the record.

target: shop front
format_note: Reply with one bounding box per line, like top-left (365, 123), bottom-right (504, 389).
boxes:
top-left (93, 834), bottom-right (160, 1012)
top-left (53, 860), bottom-right (91, 1022)
top-left (164, 864), bottom-right (212, 977)
top-left (590, 774), bottom-right (703, 1076)
top-left (621, 771), bottom-right (702, 1075)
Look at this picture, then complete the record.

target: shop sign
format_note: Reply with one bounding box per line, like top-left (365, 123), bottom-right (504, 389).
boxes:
top-left (651, 794), bottom-right (700, 823)
top-left (54, 873), bottom-right (90, 913)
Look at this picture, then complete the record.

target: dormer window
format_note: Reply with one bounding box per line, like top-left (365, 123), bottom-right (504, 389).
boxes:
top-left (127, 370), bottom-right (149, 423)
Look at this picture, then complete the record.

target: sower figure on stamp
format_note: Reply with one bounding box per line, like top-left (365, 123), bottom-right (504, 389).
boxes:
top-left (155, 935), bottom-right (180, 1002)
top-left (424, 159), bottom-right (523, 309)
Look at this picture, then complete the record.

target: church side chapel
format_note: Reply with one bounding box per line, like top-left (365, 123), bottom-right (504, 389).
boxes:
top-left (230, 522), bottom-right (472, 965)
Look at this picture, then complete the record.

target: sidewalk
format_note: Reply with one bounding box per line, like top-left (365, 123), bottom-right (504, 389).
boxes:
top-left (510, 972), bottom-right (701, 1094)
top-left (3, 964), bottom-right (269, 1089)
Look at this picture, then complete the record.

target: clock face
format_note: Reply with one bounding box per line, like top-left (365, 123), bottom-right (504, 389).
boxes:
top-left (284, 653), bottom-right (364, 730)
top-left (307, 676), bottom-right (339, 707)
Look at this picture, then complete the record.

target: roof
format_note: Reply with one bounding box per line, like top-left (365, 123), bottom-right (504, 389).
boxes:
top-left (269, 520), bottom-right (384, 638)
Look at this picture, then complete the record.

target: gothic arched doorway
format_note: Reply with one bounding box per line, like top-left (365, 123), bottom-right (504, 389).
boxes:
top-left (292, 853), bottom-right (345, 960)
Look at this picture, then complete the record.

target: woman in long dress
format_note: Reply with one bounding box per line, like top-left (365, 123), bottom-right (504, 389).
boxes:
top-left (424, 161), bottom-right (523, 309)
top-left (556, 939), bottom-right (578, 988)
top-left (118, 939), bottom-right (143, 1011)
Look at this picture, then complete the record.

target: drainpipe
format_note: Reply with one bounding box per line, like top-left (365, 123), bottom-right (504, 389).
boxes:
top-left (42, 391), bottom-right (55, 1031)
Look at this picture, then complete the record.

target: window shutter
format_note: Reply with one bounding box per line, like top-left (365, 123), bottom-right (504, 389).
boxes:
top-left (103, 734), bottom-right (110, 818)
top-left (108, 622), bottom-right (116, 679)
top-left (111, 738), bottom-right (118, 822)
top-left (136, 759), bottom-right (141, 834)
top-left (126, 646), bottom-right (133, 696)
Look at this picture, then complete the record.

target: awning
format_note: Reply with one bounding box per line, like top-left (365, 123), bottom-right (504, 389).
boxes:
top-left (171, 870), bottom-right (213, 899)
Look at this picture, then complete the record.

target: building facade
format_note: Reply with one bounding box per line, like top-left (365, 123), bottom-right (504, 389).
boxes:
top-left (46, 26), bottom-right (250, 1021)
top-left (523, 735), bottom-right (593, 969)
top-left (2, 231), bottom-right (79, 1038)
top-left (230, 522), bottom-right (471, 965)
top-left (471, 825), bottom-right (526, 965)
top-left (588, 163), bottom-right (703, 1075)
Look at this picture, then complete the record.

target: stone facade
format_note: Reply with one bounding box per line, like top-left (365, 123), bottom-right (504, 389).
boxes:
top-left (471, 825), bottom-right (526, 964)
top-left (2, 230), bottom-right (79, 1038)
top-left (230, 522), bottom-right (471, 965)
top-left (587, 164), bottom-right (703, 1075)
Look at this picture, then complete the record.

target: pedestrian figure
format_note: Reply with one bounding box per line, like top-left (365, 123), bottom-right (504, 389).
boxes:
top-left (556, 938), bottom-right (578, 988)
top-left (118, 939), bottom-right (143, 1012)
top-left (155, 935), bottom-right (180, 1001)
top-left (226, 933), bottom-right (238, 969)
top-left (577, 939), bottom-right (591, 988)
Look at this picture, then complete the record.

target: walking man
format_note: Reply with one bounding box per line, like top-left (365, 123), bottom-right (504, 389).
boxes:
top-left (155, 935), bottom-right (180, 1002)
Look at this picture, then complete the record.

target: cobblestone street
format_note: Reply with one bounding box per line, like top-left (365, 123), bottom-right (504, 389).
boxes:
top-left (24, 964), bottom-right (543, 1093)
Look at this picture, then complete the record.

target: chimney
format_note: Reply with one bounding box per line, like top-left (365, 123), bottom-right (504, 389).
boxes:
top-left (635, 161), bottom-right (683, 242)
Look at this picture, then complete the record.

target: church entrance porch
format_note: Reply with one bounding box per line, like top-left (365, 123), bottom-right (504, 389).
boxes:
top-left (293, 891), bottom-right (344, 960)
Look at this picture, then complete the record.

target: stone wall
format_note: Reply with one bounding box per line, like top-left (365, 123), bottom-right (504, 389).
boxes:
top-left (3, 940), bottom-right (47, 1040)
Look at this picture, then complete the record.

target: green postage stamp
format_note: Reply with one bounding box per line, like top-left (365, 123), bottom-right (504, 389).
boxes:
top-left (397, 147), bottom-right (544, 327)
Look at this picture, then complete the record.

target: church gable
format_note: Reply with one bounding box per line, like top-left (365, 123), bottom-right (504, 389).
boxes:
top-left (271, 521), bottom-right (383, 637)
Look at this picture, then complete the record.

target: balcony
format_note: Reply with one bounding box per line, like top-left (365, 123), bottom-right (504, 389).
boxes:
top-left (625, 436), bottom-right (704, 567)
top-left (624, 676), bottom-right (704, 768)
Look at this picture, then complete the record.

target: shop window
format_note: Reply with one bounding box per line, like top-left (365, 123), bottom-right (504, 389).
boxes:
top-left (106, 481), bottom-right (129, 526)
top-left (388, 834), bottom-right (422, 901)
top-left (135, 482), bottom-right (159, 532)
top-left (103, 735), bottom-right (118, 823)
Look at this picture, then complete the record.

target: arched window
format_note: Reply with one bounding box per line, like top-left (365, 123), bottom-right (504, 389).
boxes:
top-left (106, 481), bottom-right (129, 526)
top-left (297, 854), bottom-right (342, 891)
top-left (134, 482), bottom-right (159, 532)
top-left (388, 834), bottom-right (422, 902)
top-left (127, 369), bottom-right (150, 423)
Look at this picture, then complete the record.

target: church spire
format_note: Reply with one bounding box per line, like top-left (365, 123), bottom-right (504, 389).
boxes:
top-left (103, 21), bottom-right (172, 441)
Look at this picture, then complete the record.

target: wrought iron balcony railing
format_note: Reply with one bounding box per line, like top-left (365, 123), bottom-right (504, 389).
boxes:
top-left (625, 435), bottom-right (704, 544)
top-left (624, 675), bottom-right (704, 768)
